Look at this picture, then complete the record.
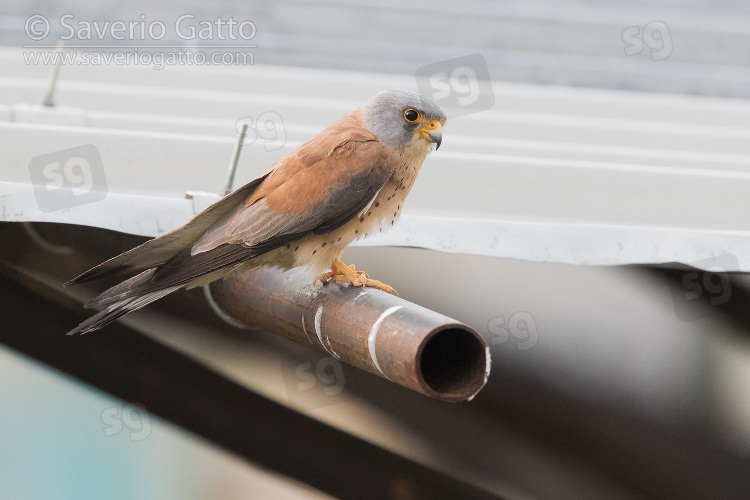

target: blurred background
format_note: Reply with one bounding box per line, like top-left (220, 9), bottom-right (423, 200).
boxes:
top-left (2, 1), bottom-right (750, 499)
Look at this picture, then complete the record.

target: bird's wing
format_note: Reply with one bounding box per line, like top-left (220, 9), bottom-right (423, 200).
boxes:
top-left (141, 135), bottom-right (395, 292)
top-left (86, 135), bottom-right (395, 307)
top-left (65, 174), bottom-right (269, 285)
top-left (191, 127), bottom-right (392, 255)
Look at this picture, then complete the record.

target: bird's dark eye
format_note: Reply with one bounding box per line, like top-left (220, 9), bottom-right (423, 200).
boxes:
top-left (403, 109), bottom-right (421, 123)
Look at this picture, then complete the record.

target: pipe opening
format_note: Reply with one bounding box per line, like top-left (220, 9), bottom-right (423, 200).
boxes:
top-left (419, 328), bottom-right (487, 398)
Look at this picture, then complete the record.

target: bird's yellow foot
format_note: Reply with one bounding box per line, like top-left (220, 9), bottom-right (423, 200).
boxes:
top-left (316, 259), bottom-right (398, 296)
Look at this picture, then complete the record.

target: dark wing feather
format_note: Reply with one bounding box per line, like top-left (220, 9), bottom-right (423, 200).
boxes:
top-left (65, 173), bottom-right (269, 286)
top-left (86, 244), bottom-right (256, 308)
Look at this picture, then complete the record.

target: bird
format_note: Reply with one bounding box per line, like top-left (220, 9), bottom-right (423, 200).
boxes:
top-left (65, 89), bottom-right (446, 335)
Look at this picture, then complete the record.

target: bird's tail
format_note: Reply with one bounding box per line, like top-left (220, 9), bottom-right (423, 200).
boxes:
top-left (67, 270), bottom-right (181, 335)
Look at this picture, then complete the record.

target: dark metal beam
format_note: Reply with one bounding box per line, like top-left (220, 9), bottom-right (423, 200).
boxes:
top-left (0, 263), bottom-right (505, 500)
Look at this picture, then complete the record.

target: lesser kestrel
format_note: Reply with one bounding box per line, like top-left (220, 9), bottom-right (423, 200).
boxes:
top-left (67, 89), bottom-right (446, 334)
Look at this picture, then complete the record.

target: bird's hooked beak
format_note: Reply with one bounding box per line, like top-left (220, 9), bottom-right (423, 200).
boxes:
top-left (416, 120), bottom-right (443, 150)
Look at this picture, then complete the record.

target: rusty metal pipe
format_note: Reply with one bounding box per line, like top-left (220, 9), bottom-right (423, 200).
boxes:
top-left (207, 266), bottom-right (490, 402)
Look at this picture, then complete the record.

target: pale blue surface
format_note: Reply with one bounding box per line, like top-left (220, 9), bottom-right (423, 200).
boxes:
top-left (0, 346), bottom-right (156, 499)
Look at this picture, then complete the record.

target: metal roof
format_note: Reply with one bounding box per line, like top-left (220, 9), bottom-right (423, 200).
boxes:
top-left (2, 48), bottom-right (749, 270)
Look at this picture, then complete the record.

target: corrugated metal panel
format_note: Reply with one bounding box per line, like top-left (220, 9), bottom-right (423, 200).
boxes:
top-left (2, 48), bottom-right (750, 270)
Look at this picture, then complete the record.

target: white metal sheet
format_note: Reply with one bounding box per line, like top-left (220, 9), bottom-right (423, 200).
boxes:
top-left (2, 49), bottom-right (748, 271)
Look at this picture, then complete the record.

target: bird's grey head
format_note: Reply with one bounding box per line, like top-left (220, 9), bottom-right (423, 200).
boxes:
top-left (361, 89), bottom-right (447, 152)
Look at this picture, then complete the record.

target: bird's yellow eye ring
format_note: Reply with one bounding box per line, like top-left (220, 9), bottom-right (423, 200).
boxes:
top-left (403, 109), bottom-right (421, 123)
